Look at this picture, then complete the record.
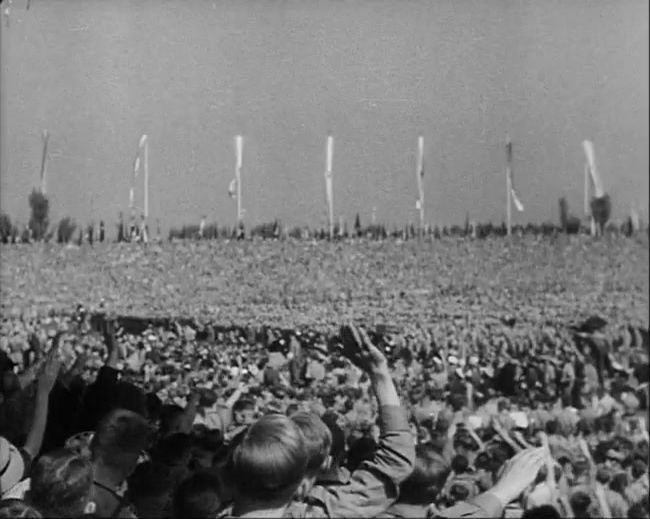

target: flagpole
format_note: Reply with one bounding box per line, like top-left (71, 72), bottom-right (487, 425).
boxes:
top-left (326, 135), bottom-right (334, 239)
top-left (416, 136), bottom-right (424, 239)
top-left (236, 135), bottom-right (243, 230)
top-left (505, 135), bottom-right (512, 236)
top-left (143, 135), bottom-right (149, 220)
top-left (40, 130), bottom-right (49, 195)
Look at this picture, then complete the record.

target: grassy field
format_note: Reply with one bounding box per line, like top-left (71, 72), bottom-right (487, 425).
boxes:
top-left (1, 234), bottom-right (647, 331)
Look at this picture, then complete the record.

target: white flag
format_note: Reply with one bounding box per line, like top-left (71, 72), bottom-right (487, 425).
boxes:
top-left (582, 140), bottom-right (604, 198)
top-left (506, 137), bottom-right (524, 212)
top-left (511, 188), bottom-right (524, 212)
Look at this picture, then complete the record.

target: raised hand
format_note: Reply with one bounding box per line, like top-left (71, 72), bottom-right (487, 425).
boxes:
top-left (37, 347), bottom-right (62, 395)
top-left (491, 447), bottom-right (546, 506)
top-left (339, 324), bottom-right (388, 375)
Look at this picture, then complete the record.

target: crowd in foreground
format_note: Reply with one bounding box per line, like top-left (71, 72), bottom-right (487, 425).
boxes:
top-left (0, 307), bottom-right (648, 518)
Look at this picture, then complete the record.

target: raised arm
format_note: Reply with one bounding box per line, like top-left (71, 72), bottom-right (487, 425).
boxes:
top-left (24, 342), bottom-right (61, 460)
top-left (308, 324), bottom-right (414, 517)
top-left (436, 447), bottom-right (546, 518)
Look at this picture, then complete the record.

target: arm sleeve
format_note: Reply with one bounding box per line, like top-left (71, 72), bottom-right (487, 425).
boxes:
top-left (432, 492), bottom-right (504, 518)
top-left (308, 405), bottom-right (415, 518)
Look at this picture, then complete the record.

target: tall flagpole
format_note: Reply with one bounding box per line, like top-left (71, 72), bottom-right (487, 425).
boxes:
top-left (236, 135), bottom-right (243, 229)
top-left (325, 135), bottom-right (334, 239)
top-left (143, 135), bottom-right (149, 220)
top-left (416, 136), bottom-right (424, 238)
top-left (506, 135), bottom-right (512, 236)
top-left (40, 130), bottom-right (49, 195)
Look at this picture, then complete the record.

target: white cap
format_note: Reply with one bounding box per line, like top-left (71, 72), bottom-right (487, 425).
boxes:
top-left (0, 437), bottom-right (25, 497)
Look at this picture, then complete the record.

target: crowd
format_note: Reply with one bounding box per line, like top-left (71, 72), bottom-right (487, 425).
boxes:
top-left (0, 303), bottom-right (648, 518)
top-left (1, 235), bottom-right (648, 328)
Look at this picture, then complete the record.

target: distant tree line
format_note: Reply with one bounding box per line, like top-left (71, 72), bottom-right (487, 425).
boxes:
top-left (0, 188), bottom-right (645, 245)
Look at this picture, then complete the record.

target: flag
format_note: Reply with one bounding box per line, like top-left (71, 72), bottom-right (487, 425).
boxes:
top-left (40, 130), bottom-right (49, 194)
top-left (325, 136), bottom-right (334, 234)
top-left (131, 135), bottom-right (147, 209)
top-left (582, 140), bottom-right (604, 198)
top-left (232, 135), bottom-right (243, 221)
top-left (415, 136), bottom-right (424, 227)
top-left (506, 138), bottom-right (524, 212)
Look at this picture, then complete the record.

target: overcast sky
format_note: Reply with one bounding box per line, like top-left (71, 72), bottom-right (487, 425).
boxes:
top-left (1, 0), bottom-right (647, 232)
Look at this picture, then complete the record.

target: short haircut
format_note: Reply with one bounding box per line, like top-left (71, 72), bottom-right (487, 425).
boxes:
top-left (521, 504), bottom-right (561, 519)
top-left (451, 454), bottom-right (469, 474)
top-left (159, 405), bottom-right (185, 436)
top-left (399, 444), bottom-right (450, 504)
top-left (570, 490), bottom-right (591, 515)
top-left (610, 472), bottom-right (628, 494)
top-left (631, 459), bottom-right (647, 480)
top-left (0, 499), bottom-right (42, 518)
top-left (321, 414), bottom-right (346, 464)
top-left (449, 483), bottom-right (470, 502)
top-left (153, 433), bottom-right (192, 467)
top-left (232, 398), bottom-right (255, 414)
top-left (113, 382), bottom-right (147, 417)
top-left (229, 414), bottom-right (307, 505)
top-left (27, 449), bottom-right (92, 518)
top-left (545, 419), bottom-right (559, 436)
top-left (90, 409), bottom-right (152, 473)
top-left (290, 412), bottom-right (332, 476)
top-left (345, 436), bottom-right (377, 473)
top-left (173, 471), bottom-right (222, 519)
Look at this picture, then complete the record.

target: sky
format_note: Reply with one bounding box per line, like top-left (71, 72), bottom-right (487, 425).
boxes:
top-left (0, 0), bottom-right (648, 233)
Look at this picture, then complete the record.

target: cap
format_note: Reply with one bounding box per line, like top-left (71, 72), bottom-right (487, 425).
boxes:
top-left (0, 437), bottom-right (25, 497)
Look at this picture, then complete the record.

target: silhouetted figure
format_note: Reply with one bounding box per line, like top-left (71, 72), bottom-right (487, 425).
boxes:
top-left (99, 221), bottom-right (105, 242)
top-left (590, 194), bottom-right (612, 236)
top-left (117, 213), bottom-right (125, 242)
top-left (88, 223), bottom-right (94, 246)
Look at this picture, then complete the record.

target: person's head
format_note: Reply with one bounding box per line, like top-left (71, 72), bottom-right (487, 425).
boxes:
top-left (521, 504), bottom-right (562, 519)
top-left (545, 419), bottom-right (559, 436)
top-left (569, 490), bottom-right (592, 517)
top-left (159, 405), bottom-right (185, 437)
top-left (604, 449), bottom-right (624, 472)
top-left (345, 436), bottom-right (377, 473)
top-left (630, 459), bottom-right (647, 480)
top-left (595, 466), bottom-right (612, 485)
top-left (26, 449), bottom-right (93, 517)
top-left (0, 499), bottom-right (42, 518)
top-left (609, 471), bottom-right (628, 495)
top-left (453, 431), bottom-right (480, 466)
top-left (447, 483), bottom-right (470, 506)
top-left (628, 499), bottom-right (650, 519)
top-left (398, 444), bottom-right (450, 505)
top-left (172, 471), bottom-right (222, 519)
top-left (127, 462), bottom-right (173, 519)
top-left (190, 430), bottom-right (223, 471)
top-left (153, 433), bottom-right (192, 468)
top-left (0, 437), bottom-right (25, 498)
top-left (90, 409), bottom-right (152, 483)
top-left (450, 454), bottom-right (469, 475)
top-left (228, 414), bottom-right (307, 512)
top-left (232, 398), bottom-right (256, 427)
top-left (113, 381), bottom-right (147, 417)
top-left (289, 412), bottom-right (332, 490)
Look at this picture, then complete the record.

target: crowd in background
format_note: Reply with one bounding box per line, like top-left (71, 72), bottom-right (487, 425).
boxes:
top-left (0, 306), bottom-right (648, 518)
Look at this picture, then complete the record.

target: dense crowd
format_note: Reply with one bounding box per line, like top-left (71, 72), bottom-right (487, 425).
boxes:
top-left (1, 235), bottom-right (648, 327)
top-left (0, 302), bottom-right (648, 518)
